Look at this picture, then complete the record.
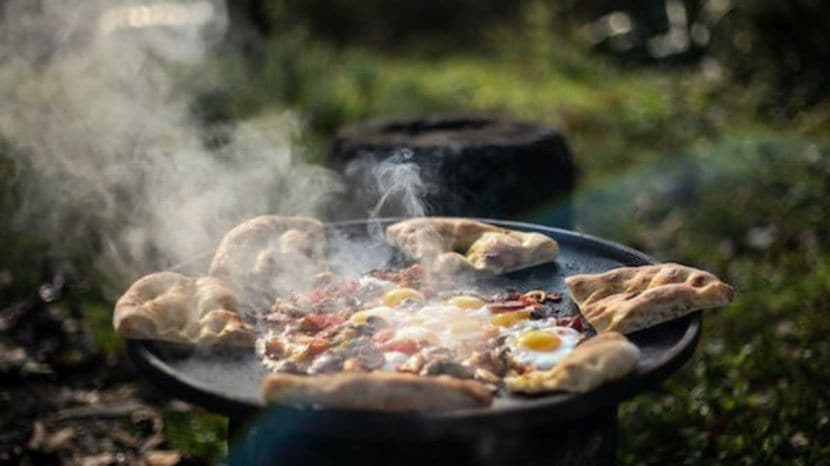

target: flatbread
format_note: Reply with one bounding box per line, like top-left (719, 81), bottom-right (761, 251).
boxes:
top-left (506, 332), bottom-right (640, 394)
top-left (113, 272), bottom-right (255, 347)
top-left (566, 263), bottom-right (735, 334)
top-left (209, 215), bottom-right (330, 300)
top-left (386, 217), bottom-right (559, 276)
top-left (261, 372), bottom-right (493, 411)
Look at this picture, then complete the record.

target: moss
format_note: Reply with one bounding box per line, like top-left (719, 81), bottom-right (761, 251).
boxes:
top-left (162, 409), bottom-right (228, 461)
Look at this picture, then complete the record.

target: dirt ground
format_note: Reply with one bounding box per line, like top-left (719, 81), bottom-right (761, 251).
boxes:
top-left (0, 260), bottom-right (216, 466)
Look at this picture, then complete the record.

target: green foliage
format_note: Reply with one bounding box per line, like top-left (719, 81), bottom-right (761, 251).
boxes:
top-left (79, 297), bottom-right (124, 357)
top-left (593, 138), bottom-right (830, 465)
top-left (709, 0), bottom-right (830, 112)
top-left (620, 251), bottom-right (830, 465)
top-left (162, 409), bottom-right (228, 460)
top-left (228, 0), bottom-right (524, 48)
top-left (202, 24), bottom-right (738, 182)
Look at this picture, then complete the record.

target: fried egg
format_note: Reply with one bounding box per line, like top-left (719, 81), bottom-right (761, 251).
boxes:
top-left (350, 306), bottom-right (408, 325)
top-left (381, 301), bottom-right (494, 352)
top-left (504, 319), bottom-right (581, 370)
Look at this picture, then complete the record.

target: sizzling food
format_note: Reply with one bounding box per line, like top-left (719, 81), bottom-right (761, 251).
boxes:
top-left (386, 217), bottom-right (559, 277)
top-left (113, 216), bottom-right (735, 411)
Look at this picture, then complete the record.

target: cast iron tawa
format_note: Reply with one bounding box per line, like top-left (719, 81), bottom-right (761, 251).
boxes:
top-left (127, 218), bottom-right (701, 436)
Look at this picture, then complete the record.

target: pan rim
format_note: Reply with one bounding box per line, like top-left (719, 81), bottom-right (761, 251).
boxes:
top-left (127, 217), bottom-right (702, 428)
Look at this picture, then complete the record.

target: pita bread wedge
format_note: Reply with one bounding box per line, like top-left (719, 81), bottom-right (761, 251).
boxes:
top-left (262, 372), bottom-right (493, 411)
top-left (209, 215), bottom-right (330, 300)
top-left (386, 217), bottom-right (559, 277)
top-left (113, 272), bottom-right (255, 348)
top-left (566, 263), bottom-right (735, 334)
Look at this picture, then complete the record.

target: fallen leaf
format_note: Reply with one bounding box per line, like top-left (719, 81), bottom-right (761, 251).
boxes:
top-left (145, 449), bottom-right (181, 466)
top-left (790, 432), bottom-right (809, 447)
top-left (26, 421), bottom-right (46, 450)
top-left (80, 453), bottom-right (115, 466)
top-left (139, 433), bottom-right (166, 452)
top-left (110, 428), bottom-right (140, 448)
top-left (45, 427), bottom-right (75, 451)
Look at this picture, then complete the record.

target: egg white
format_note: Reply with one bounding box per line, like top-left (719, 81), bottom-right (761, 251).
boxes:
top-left (381, 351), bottom-right (409, 371)
top-left (506, 324), bottom-right (581, 370)
top-left (384, 303), bottom-right (494, 350)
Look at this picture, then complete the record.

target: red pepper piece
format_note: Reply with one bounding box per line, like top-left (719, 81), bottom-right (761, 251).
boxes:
top-left (301, 313), bottom-right (345, 332)
top-left (264, 338), bottom-right (284, 358)
top-left (305, 338), bottom-right (330, 357)
top-left (380, 338), bottom-right (420, 355)
top-left (309, 288), bottom-right (326, 305)
top-left (487, 300), bottom-right (528, 313)
top-left (372, 328), bottom-right (396, 344)
top-left (560, 315), bottom-right (584, 332)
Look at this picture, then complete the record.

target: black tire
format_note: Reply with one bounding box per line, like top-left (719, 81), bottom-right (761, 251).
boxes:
top-left (327, 114), bottom-right (576, 226)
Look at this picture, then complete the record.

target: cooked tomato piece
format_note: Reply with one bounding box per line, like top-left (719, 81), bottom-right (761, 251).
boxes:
top-left (305, 338), bottom-right (330, 357)
top-left (309, 288), bottom-right (326, 305)
top-left (372, 328), bottom-right (396, 344)
top-left (301, 313), bottom-right (345, 332)
top-left (487, 300), bottom-right (528, 313)
top-left (380, 338), bottom-right (420, 355)
top-left (370, 264), bottom-right (424, 288)
top-left (560, 315), bottom-right (584, 332)
top-left (264, 338), bottom-right (284, 358)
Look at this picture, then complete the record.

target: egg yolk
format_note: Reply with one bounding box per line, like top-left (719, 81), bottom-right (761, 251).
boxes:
top-left (349, 310), bottom-right (373, 324)
top-left (447, 295), bottom-right (486, 309)
top-left (383, 288), bottom-right (423, 306)
top-left (517, 330), bottom-right (562, 351)
top-left (490, 309), bottom-right (532, 327)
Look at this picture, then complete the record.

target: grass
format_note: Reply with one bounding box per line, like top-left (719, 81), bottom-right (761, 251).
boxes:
top-left (163, 409), bottom-right (228, 461)
top-left (200, 24), bottom-right (759, 178)
top-left (2, 12), bottom-right (829, 465)
top-left (585, 137), bottom-right (830, 465)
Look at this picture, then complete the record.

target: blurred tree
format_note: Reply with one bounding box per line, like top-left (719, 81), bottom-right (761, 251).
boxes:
top-left (227, 0), bottom-right (523, 50)
top-left (709, 0), bottom-right (830, 113)
top-left (224, 0), bottom-right (829, 111)
top-left (556, 0), bottom-right (829, 108)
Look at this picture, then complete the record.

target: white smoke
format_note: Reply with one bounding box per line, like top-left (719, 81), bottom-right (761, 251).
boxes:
top-left (0, 0), bottom-right (343, 294)
top-left (367, 149), bottom-right (430, 219)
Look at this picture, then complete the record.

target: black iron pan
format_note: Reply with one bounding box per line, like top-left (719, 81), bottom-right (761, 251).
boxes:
top-left (127, 218), bottom-right (701, 438)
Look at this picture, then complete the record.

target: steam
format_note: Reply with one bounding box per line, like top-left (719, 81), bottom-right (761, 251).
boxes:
top-left (0, 0), bottom-right (342, 293)
top-left (0, 0), bottom-right (450, 412)
top-left (366, 149), bottom-right (430, 219)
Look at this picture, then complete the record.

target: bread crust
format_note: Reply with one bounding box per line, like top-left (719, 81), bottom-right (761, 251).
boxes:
top-left (566, 263), bottom-right (735, 334)
top-left (386, 217), bottom-right (559, 276)
top-left (113, 272), bottom-right (254, 347)
top-left (261, 371), bottom-right (493, 411)
top-left (506, 332), bottom-right (640, 394)
top-left (209, 215), bottom-right (330, 298)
